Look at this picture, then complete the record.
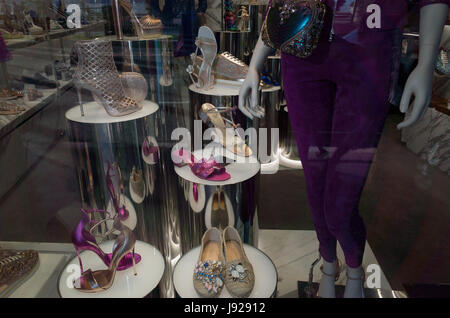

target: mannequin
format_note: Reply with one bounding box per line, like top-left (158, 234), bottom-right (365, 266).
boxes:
top-left (239, 1), bottom-right (449, 298)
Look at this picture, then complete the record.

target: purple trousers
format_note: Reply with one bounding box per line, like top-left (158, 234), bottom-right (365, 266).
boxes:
top-left (281, 33), bottom-right (394, 268)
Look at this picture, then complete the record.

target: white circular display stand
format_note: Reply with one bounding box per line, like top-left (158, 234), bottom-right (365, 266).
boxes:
top-left (174, 144), bottom-right (260, 186)
top-left (204, 190), bottom-right (235, 229)
top-left (261, 85), bottom-right (281, 93)
top-left (173, 245), bottom-right (277, 298)
top-left (279, 152), bottom-right (303, 170)
top-left (65, 100), bottom-right (159, 124)
top-left (58, 240), bottom-right (165, 298)
top-left (189, 81), bottom-right (241, 97)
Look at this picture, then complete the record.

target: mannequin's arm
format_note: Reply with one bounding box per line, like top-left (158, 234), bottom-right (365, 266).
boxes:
top-left (238, 36), bottom-right (273, 119)
top-left (397, 3), bottom-right (449, 129)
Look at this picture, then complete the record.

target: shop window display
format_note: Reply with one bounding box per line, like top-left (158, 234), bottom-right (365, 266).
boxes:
top-left (0, 0), bottom-right (448, 300)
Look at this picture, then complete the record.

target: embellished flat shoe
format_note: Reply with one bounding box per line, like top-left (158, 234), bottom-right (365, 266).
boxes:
top-left (0, 249), bottom-right (39, 296)
top-left (223, 226), bottom-right (255, 298)
top-left (193, 228), bottom-right (225, 297)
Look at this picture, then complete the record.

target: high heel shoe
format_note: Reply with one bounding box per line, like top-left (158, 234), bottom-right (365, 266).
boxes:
top-left (118, 0), bottom-right (162, 38)
top-left (201, 103), bottom-right (253, 157)
top-left (186, 26), bottom-right (217, 90)
top-left (74, 215), bottom-right (138, 292)
top-left (71, 209), bottom-right (141, 273)
top-left (171, 148), bottom-right (231, 181)
top-left (73, 39), bottom-right (141, 117)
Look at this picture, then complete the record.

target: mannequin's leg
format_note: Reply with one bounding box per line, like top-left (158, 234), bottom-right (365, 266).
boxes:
top-left (322, 40), bottom-right (393, 297)
top-left (281, 54), bottom-right (338, 297)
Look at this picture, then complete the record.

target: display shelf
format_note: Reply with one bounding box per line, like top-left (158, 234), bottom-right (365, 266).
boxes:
top-left (173, 244), bottom-right (277, 298)
top-left (0, 81), bottom-right (72, 139)
top-left (188, 81), bottom-right (241, 97)
top-left (58, 240), bottom-right (165, 298)
top-left (65, 100), bottom-right (159, 124)
top-left (4, 22), bottom-right (107, 51)
top-left (0, 242), bottom-right (74, 298)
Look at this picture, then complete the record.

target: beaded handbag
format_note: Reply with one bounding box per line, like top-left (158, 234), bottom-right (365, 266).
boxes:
top-left (262, 0), bottom-right (327, 58)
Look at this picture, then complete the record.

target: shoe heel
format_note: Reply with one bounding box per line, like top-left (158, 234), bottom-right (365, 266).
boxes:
top-left (132, 248), bottom-right (137, 276)
top-left (75, 248), bottom-right (84, 273)
top-left (76, 87), bottom-right (85, 116)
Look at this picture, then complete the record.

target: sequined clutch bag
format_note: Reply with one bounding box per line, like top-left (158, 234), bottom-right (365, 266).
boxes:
top-left (262, 0), bottom-right (326, 58)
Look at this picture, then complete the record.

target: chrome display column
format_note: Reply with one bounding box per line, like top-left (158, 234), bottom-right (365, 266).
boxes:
top-left (248, 4), bottom-right (267, 54)
top-left (65, 101), bottom-right (160, 297)
top-left (215, 31), bottom-right (252, 63)
top-left (181, 83), bottom-right (260, 252)
top-left (111, 36), bottom-right (185, 298)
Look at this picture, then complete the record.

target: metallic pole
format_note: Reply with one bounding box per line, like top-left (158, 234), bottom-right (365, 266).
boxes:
top-left (111, 0), bottom-right (123, 40)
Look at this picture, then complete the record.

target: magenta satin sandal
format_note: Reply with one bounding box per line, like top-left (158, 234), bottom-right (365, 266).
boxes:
top-left (172, 148), bottom-right (231, 181)
top-left (71, 209), bottom-right (141, 272)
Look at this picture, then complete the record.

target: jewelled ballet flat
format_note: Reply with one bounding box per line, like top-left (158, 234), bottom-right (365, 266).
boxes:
top-left (119, 0), bottom-right (162, 38)
top-left (74, 216), bottom-right (138, 293)
top-left (73, 39), bottom-right (141, 117)
top-left (193, 228), bottom-right (225, 297)
top-left (71, 208), bottom-right (141, 272)
top-left (187, 26), bottom-right (217, 90)
top-left (223, 226), bottom-right (255, 298)
top-left (0, 249), bottom-right (39, 296)
top-left (172, 148), bottom-right (231, 181)
top-left (201, 103), bottom-right (252, 157)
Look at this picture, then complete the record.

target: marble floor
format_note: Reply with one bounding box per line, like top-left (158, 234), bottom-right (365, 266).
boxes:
top-left (258, 229), bottom-right (393, 298)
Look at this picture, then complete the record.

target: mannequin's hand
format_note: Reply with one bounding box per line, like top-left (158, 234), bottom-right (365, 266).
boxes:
top-left (397, 65), bottom-right (434, 130)
top-left (238, 67), bottom-right (261, 119)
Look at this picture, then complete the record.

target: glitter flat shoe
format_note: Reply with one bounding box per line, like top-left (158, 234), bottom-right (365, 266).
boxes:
top-left (0, 249), bottom-right (39, 297)
top-left (193, 228), bottom-right (225, 298)
top-left (223, 226), bottom-right (255, 298)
